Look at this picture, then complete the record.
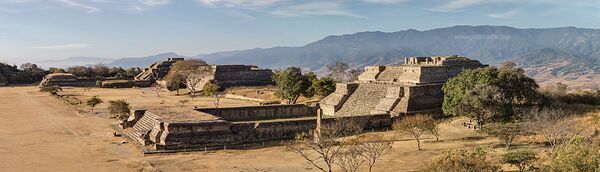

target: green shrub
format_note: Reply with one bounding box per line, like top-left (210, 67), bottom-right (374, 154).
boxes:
top-left (108, 100), bottom-right (131, 119)
top-left (426, 146), bottom-right (501, 172)
top-left (501, 149), bottom-right (537, 172)
top-left (547, 138), bottom-right (600, 172)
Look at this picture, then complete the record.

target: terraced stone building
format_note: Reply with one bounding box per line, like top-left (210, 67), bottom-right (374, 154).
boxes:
top-left (320, 56), bottom-right (486, 117)
top-left (135, 58), bottom-right (273, 89)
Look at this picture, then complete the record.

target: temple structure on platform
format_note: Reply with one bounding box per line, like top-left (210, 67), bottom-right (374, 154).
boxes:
top-left (320, 56), bottom-right (486, 117)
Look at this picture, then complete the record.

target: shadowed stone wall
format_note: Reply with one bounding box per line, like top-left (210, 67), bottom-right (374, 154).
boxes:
top-left (196, 104), bottom-right (316, 122)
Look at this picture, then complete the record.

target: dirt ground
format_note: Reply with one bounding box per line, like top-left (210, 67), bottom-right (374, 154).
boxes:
top-left (2, 86), bottom-right (561, 172)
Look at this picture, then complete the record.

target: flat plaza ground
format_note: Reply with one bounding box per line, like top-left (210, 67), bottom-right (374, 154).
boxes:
top-left (1, 86), bottom-right (573, 172)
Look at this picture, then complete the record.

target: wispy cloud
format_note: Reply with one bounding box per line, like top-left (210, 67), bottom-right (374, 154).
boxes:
top-left (137, 0), bottom-right (169, 7)
top-left (225, 10), bottom-right (256, 21)
top-left (487, 10), bottom-right (518, 19)
top-left (270, 1), bottom-right (368, 18)
top-left (32, 43), bottom-right (91, 50)
top-left (198, 0), bottom-right (282, 10)
top-left (363, 0), bottom-right (408, 4)
top-left (53, 0), bottom-right (101, 13)
top-left (430, 0), bottom-right (489, 12)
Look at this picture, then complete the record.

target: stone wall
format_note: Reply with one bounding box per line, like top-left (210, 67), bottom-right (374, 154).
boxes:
top-left (123, 105), bottom-right (393, 151)
top-left (320, 83), bottom-right (358, 116)
top-left (147, 114), bottom-right (392, 151)
top-left (321, 56), bottom-right (486, 117)
top-left (196, 104), bottom-right (316, 122)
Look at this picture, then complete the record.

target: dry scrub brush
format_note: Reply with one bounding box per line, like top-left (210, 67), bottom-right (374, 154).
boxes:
top-left (285, 119), bottom-right (392, 172)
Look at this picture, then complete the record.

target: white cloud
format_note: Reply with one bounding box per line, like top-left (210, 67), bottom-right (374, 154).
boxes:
top-left (198, 0), bottom-right (282, 9)
top-left (363, 0), bottom-right (408, 4)
top-left (487, 10), bottom-right (518, 19)
top-left (430, 0), bottom-right (488, 12)
top-left (53, 0), bottom-right (101, 13)
top-left (225, 10), bottom-right (256, 21)
top-left (32, 43), bottom-right (91, 50)
top-left (270, 1), bottom-right (367, 18)
top-left (137, 0), bottom-right (169, 7)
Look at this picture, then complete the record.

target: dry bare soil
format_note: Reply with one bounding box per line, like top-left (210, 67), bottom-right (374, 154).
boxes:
top-left (2, 86), bottom-right (581, 172)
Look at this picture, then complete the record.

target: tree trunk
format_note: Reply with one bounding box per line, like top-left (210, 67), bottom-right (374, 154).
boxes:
top-left (417, 139), bottom-right (421, 150)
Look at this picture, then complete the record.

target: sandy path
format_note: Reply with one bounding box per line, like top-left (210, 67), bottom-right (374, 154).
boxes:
top-left (0, 86), bottom-right (509, 172)
top-left (0, 87), bottom-right (141, 172)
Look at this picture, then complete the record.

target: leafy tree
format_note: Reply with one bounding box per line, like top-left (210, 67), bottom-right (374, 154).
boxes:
top-left (108, 100), bottom-right (131, 119)
top-left (86, 96), bottom-right (103, 113)
top-left (164, 72), bottom-right (185, 95)
top-left (457, 84), bottom-right (512, 128)
top-left (427, 146), bottom-right (501, 172)
top-left (48, 67), bottom-right (66, 73)
top-left (91, 64), bottom-right (110, 77)
top-left (273, 67), bottom-right (311, 104)
top-left (95, 80), bottom-right (102, 87)
top-left (203, 82), bottom-right (220, 96)
top-left (393, 115), bottom-right (433, 150)
top-left (310, 77), bottom-right (337, 97)
top-left (443, 67), bottom-right (500, 117)
top-left (442, 65), bottom-right (540, 120)
top-left (20, 63), bottom-right (47, 81)
top-left (501, 149), bottom-right (537, 172)
top-left (108, 67), bottom-right (126, 78)
top-left (483, 122), bottom-right (526, 149)
top-left (67, 66), bottom-right (92, 77)
top-left (125, 67), bottom-right (142, 78)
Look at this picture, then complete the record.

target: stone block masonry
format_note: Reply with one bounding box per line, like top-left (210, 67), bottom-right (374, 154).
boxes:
top-left (321, 56), bottom-right (486, 117)
top-left (121, 104), bottom-right (392, 152)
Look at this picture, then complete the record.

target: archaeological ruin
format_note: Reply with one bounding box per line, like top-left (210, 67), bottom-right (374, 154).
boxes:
top-left (135, 58), bottom-right (274, 89)
top-left (120, 104), bottom-right (391, 152)
top-left (119, 56), bottom-right (486, 153)
top-left (320, 56), bottom-right (486, 117)
top-left (135, 58), bottom-right (184, 82)
top-left (39, 73), bottom-right (85, 87)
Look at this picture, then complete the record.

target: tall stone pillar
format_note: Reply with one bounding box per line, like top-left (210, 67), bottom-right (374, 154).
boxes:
top-left (314, 108), bottom-right (322, 142)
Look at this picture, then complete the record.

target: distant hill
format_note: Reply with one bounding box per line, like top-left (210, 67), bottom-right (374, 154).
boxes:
top-left (36, 52), bottom-right (191, 69)
top-left (37, 57), bottom-right (114, 68)
top-left (105, 52), bottom-right (189, 68)
top-left (36, 25), bottom-right (600, 90)
top-left (197, 25), bottom-right (600, 90)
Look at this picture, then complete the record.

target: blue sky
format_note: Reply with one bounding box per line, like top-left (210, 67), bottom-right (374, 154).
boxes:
top-left (1, 0), bottom-right (600, 64)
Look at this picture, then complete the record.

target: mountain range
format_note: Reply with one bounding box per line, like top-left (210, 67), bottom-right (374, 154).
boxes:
top-left (36, 25), bottom-right (600, 90)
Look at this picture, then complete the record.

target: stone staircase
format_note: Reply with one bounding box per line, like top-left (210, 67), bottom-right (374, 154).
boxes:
top-left (134, 63), bottom-right (158, 81)
top-left (125, 111), bottom-right (161, 145)
top-left (336, 84), bottom-right (387, 116)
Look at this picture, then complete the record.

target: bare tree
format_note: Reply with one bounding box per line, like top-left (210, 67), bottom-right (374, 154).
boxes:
top-left (354, 134), bottom-right (393, 172)
top-left (184, 70), bottom-right (210, 96)
top-left (152, 83), bottom-right (163, 97)
top-left (285, 119), bottom-right (364, 172)
top-left (393, 115), bottom-right (432, 150)
top-left (424, 118), bottom-right (441, 141)
top-left (483, 122), bottom-right (526, 149)
top-left (326, 62), bottom-right (350, 82)
top-left (213, 93), bottom-right (223, 108)
top-left (526, 108), bottom-right (581, 152)
top-left (169, 59), bottom-right (212, 96)
top-left (337, 146), bottom-right (367, 172)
